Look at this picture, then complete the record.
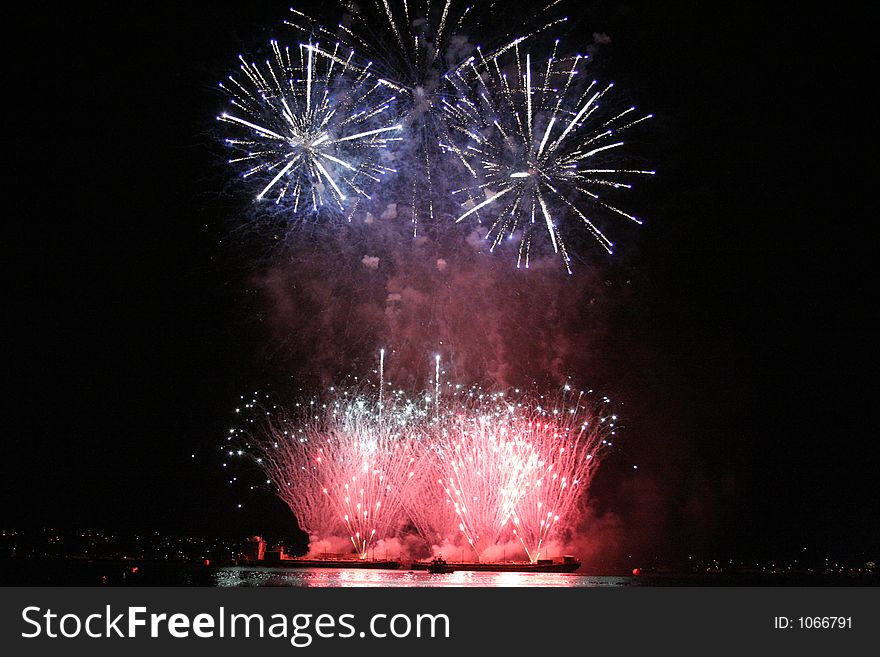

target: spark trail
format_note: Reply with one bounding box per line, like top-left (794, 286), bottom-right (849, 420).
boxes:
top-left (434, 405), bottom-right (540, 559)
top-left (509, 392), bottom-right (612, 562)
top-left (247, 389), bottom-right (427, 557)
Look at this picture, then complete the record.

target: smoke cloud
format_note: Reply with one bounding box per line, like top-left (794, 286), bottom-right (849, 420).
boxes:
top-left (252, 201), bottom-right (623, 391)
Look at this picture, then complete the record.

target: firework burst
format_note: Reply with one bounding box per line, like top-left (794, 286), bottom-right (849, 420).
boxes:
top-left (444, 42), bottom-right (654, 272)
top-left (286, 1), bottom-right (571, 232)
top-left (218, 39), bottom-right (401, 226)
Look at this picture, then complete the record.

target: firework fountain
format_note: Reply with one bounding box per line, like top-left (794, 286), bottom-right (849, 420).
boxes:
top-left (433, 405), bottom-right (541, 559)
top-left (235, 373), bottom-right (614, 562)
top-left (234, 396), bottom-right (337, 542)
top-left (507, 394), bottom-right (611, 562)
top-left (427, 387), bottom-right (613, 561)
top-left (247, 389), bottom-right (428, 558)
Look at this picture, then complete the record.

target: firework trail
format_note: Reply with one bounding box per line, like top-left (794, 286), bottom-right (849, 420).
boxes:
top-left (310, 394), bottom-right (424, 557)
top-left (286, 1), bottom-right (571, 233)
top-left (429, 387), bottom-right (613, 560)
top-left (433, 399), bottom-right (540, 559)
top-left (509, 391), bottom-right (612, 562)
top-left (248, 388), bottom-right (428, 557)
top-left (399, 457), bottom-right (460, 548)
top-left (444, 42), bottom-right (654, 272)
top-left (218, 39), bottom-right (401, 228)
top-left (233, 394), bottom-right (338, 541)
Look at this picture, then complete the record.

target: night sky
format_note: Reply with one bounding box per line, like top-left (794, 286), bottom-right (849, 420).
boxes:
top-left (6, 2), bottom-right (875, 566)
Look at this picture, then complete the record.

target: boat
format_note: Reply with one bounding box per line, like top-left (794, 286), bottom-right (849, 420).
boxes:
top-left (411, 555), bottom-right (581, 573)
top-left (426, 557), bottom-right (455, 574)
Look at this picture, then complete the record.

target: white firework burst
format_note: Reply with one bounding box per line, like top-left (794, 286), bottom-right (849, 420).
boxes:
top-left (218, 40), bottom-right (402, 222)
top-left (285, 1), bottom-right (571, 233)
top-left (444, 41), bottom-right (654, 272)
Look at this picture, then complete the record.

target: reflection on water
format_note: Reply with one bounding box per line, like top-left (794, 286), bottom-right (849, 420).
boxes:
top-left (211, 566), bottom-right (631, 587)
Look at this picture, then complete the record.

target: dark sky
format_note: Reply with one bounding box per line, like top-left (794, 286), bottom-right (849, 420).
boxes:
top-left (5, 2), bottom-right (875, 565)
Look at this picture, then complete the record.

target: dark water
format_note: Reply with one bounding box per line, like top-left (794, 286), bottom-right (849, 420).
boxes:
top-left (212, 567), bottom-right (629, 587)
top-left (207, 567), bottom-right (878, 587)
top-left (2, 560), bottom-right (876, 586)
